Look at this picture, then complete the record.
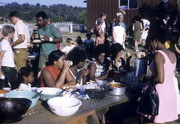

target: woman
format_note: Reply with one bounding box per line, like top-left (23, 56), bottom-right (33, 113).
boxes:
top-left (66, 47), bottom-right (89, 84)
top-left (88, 44), bottom-right (109, 81)
top-left (139, 29), bottom-right (178, 123)
top-left (112, 17), bottom-right (126, 49)
top-left (39, 50), bottom-right (76, 88)
top-left (132, 16), bottom-right (142, 52)
top-left (110, 43), bottom-right (126, 70)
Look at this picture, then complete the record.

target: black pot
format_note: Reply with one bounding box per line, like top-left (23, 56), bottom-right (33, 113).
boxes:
top-left (86, 89), bottom-right (106, 99)
top-left (0, 98), bottom-right (32, 123)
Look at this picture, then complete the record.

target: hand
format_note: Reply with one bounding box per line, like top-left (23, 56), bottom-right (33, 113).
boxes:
top-left (81, 68), bottom-right (89, 76)
top-left (40, 35), bottom-right (49, 41)
top-left (62, 60), bottom-right (72, 72)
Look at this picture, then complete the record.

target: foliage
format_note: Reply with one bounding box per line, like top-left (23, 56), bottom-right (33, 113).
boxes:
top-left (0, 2), bottom-right (86, 23)
top-left (78, 10), bottom-right (87, 24)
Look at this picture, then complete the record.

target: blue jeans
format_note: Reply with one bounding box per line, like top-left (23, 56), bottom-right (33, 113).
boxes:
top-left (0, 66), bottom-right (18, 90)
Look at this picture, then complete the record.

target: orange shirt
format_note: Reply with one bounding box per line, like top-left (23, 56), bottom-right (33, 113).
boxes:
top-left (40, 65), bottom-right (61, 87)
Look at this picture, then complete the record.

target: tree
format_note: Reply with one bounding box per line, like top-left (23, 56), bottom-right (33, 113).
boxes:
top-left (77, 10), bottom-right (87, 24)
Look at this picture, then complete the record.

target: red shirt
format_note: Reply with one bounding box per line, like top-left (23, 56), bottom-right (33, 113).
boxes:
top-left (40, 65), bottom-right (61, 87)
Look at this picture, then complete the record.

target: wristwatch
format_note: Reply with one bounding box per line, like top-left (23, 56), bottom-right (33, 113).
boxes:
top-left (49, 37), bottom-right (53, 42)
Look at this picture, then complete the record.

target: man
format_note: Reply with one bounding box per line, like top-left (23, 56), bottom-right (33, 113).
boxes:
top-left (35, 11), bottom-right (62, 70)
top-left (9, 11), bottom-right (30, 71)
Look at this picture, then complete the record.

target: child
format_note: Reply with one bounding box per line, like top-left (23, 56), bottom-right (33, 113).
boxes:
top-left (61, 38), bottom-right (77, 55)
top-left (18, 67), bottom-right (34, 91)
top-left (0, 25), bottom-right (18, 90)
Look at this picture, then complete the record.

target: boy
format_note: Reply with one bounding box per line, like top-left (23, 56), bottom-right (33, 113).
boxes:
top-left (0, 25), bottom-right (18, 89)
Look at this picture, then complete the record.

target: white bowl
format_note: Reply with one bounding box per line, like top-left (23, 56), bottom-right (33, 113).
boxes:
top-left (37, 87), bottom-right (62, 101)
top-left (47, 97), bottom-right (82, 116)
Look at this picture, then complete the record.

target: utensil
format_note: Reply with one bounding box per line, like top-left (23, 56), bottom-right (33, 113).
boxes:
top-left (57, 89), bottom-right (66, 95)
top-left (32, 90), bottom-right (43, 99)
top-left (37, 87), bottom-right (63, 101)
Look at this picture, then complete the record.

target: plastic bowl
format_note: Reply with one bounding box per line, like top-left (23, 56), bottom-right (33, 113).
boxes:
top-left (3, 91), bottom-right (40, 109)
top-left (0, 98), bottom-right (32, 123)
top-left (37, 87), bottom-right (63, 101)
top-left (47, 97), bottom-right (82, 116)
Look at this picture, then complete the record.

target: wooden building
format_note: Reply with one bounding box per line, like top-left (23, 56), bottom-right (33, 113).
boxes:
top-left (86, 0), bottom-right (178, 31)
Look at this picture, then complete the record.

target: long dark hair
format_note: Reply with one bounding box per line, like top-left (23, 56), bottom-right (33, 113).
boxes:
top-left (46, 50), bottom-right (65, 66)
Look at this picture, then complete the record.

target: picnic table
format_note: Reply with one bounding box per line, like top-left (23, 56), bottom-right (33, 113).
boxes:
top-left (13, 94), bottom-right (129, 124)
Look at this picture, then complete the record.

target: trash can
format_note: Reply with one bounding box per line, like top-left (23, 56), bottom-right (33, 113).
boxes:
top-left (134, 58), bottom-right (147, 78)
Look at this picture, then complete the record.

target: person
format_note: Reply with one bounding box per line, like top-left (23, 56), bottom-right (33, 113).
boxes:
top-left (84, 33), bottom-right (94, 47)
top-left (116, 8), bottom-right (126, 18)
top-left (61, 38), bottom-right (76, 55)
top-left (138, 28), bottom-right (179, 123)
top-left (165, 32), bottom-right (180, 55)
top-left (75, 36), bottom-right (85, 47)
top-left (18, 67), bottom-right (34, 91)
top-left (35, 11), bottom-right (62, 70)
top-left (9, 11), bottom-right (30, 71)
top-left (141, 17), bottom-right (150, 45)
top-left (112, 15), bottom-right (126, 30)
top-left (94, 19), bottom-right (105, 46)
top-left (88, 44), bottom-right (109, 81)
top-left (95, 13), bottom-right (107, 33)
top-left (66, 47), bottom-right (89, 84)
top-left (112, 19), bottom-right (126, 49)
top-left (84, 33), bottom-right (94, 60)
top-left (39, 50), bottom-right (76, 88)
top-left (110, 43), bottom-right (126, 70)
top-left (132, 16), bottom-right (143, 52)
top-left (0, 25), bottom-right (18, 89)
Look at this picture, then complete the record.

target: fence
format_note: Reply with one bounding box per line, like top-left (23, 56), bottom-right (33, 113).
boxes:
top-left (1, 22), bottom-right (87, 35)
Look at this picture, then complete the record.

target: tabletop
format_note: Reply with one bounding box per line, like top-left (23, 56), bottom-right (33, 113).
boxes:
top-left (12, 94), bottom-right (129, 124)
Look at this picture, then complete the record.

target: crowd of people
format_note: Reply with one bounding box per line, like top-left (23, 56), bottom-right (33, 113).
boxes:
top-left (0, 2), bottom-right (179, 123)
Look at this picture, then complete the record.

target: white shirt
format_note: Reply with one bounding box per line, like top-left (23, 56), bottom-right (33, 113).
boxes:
top-left (13, 20), bottom-right (30, 49)
top-left (0, 39), bottom-right (15, 67)
top-left (61, 45), bottom-right (76, 54)
top-left (18, 83), bottom-right (31, 91)
top-left (141, 19), bottom-right (150, 40)
top-left (142, 19), bottom-right (150, 30)
top-left (95, 19), bottom-right (106, 33)
top-left (113, 26), bottom-right (125, 47)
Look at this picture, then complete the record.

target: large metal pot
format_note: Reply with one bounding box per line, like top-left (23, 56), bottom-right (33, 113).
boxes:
top-left (107, 82), bottom-right (126, 96)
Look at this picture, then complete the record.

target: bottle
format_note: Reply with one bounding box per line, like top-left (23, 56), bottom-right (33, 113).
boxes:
top-left (32, 25), bottom-right (41, 43)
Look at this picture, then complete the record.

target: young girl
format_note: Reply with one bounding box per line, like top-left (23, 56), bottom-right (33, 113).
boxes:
top-left (18, 67), bottom-right (34, 91)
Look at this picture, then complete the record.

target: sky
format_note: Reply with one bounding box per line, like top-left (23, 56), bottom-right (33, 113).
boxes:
top-left (0, 0), bottom-right (86, 7)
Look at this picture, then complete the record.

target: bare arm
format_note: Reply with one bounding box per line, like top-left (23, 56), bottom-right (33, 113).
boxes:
top-left (42, 35), bottom-right (62, 43)
top-left (154, 52), bottom-right (164, 83)
top-left (89, 63), bottom-right (96, 81)
top-left (11, 34), bottom-right (25, 47)
top-left (175, 44), bottom-right (180, 54)
top-left (41, 61), bottom-right (76, 88)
